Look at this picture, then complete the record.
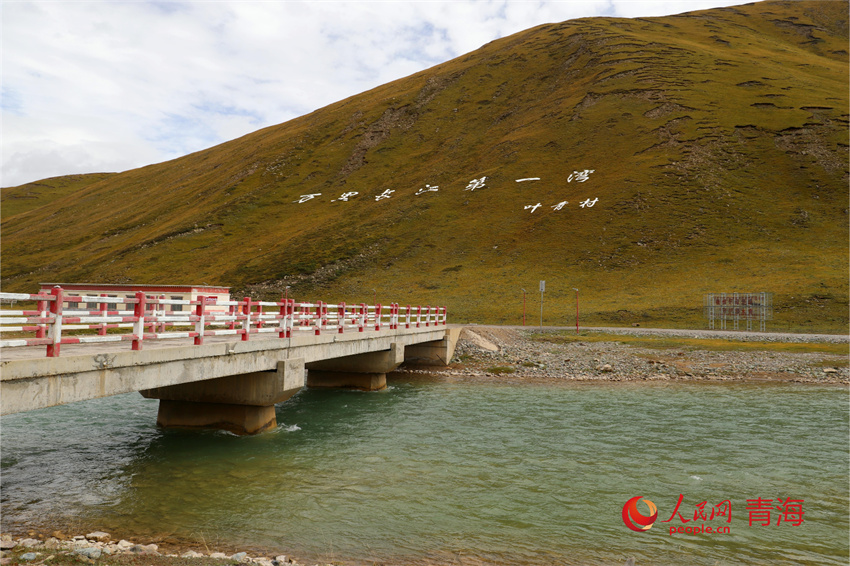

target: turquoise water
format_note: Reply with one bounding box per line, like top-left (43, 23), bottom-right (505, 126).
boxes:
top-left (1, 377), bottom-right (847, 565)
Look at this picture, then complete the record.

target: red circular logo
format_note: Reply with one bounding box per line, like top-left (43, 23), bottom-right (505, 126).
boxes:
top-left (622, 496), bottom-right (658, 532)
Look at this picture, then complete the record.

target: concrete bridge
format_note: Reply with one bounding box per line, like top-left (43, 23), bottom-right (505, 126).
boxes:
top-left (0, 287), bottom-right (457, 434)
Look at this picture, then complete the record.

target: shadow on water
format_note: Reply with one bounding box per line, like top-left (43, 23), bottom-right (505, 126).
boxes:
top-left (2, 378), bottom-right (848, 565)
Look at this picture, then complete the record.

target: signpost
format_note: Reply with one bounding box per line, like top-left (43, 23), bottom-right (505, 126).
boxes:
top-left (539, 280), bottom-right (545, 328)
top-left (572, 288), bottom-right (579, 334)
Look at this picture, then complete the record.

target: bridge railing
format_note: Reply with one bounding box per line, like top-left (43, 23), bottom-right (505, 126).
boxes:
top-left (0, 286), bottom-right (447, 357)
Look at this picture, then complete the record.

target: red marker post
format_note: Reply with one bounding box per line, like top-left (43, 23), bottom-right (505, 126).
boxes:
top-left (573, 287), bottom-right (579, 334)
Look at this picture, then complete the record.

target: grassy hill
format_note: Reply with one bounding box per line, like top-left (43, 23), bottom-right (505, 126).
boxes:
top-left (2, 0), bottom-right (848, 332)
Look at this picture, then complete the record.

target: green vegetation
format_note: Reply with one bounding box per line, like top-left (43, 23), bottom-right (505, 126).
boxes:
top-left (485, 366), bottom-right (516, 374)
top-left (1, 1), bottom-right (847, 333)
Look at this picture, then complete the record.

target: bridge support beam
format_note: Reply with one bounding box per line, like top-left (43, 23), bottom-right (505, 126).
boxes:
top-left (140, 357), bottom-right (305, 435)
top-left (402, 327), bottom-right (461, 366)
top-left (305, 343), bottom-right (403, 391)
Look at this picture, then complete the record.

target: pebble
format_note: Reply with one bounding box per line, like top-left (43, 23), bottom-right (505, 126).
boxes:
top-left (85, 531), bottom-right (110, 542)
top-left (18, 539), bottom-right (40, 548)
top-left (182, 550), bottom-right (205, 558)
top-left (129, 543), bottom-right (159, 555)
top-left (231, 552), bottom-right (249, 562)
top-left (19, 553), bottom-right (38, 561)
top-left (73, 547), bottom-right (102, 560)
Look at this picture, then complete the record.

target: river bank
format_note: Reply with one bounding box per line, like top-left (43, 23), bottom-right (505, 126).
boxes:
top-left (404, 326), bottom-right (849, 385)
top-left (0, 533), bottom-right (325, 566)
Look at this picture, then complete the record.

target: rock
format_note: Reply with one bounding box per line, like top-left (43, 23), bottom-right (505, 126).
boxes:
top-left (181, 550), bottom-right (205, 558)
top-left (116, 540), bottom-right (133, 551)
top-left (252, 558), bottom-right (274, 566)
top-left (273, 556), bottom-right (288, 565)
top-left (0, 558), bottom-right (11, 566)
top-left (600, 364), bottom-right (613, 372)
top-left (19, 539), bottom-right (41, 548)
top-left (209, 553), bottom-right (228, 559)
top-left (129, 544), bottom-right (158, 555)
top-left (72, 536), bottom-right (87, 541)
top-left (230, 552), bottom-right (248, 562)
top-left (0, 542), bottom-right (15, 551)
top-left (823, 368), bottom-right (838, 374)
top-left (42, 538), bottom-right (61, 550)
top-left (73, 547), bottom-right (103, 560)
top-left (20, 553), bottom-right (39, 561)
top-left (85, 532), bottom-right (110, 543)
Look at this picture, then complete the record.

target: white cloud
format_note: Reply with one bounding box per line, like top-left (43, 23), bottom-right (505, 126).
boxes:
top-left (1, 0), bottom-right (747, 188)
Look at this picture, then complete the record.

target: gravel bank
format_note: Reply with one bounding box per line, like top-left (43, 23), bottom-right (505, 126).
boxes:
top-left (399, 327), bottom-right (849, 384)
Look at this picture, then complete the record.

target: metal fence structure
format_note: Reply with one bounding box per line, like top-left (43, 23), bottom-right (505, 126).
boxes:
top-left (0, 286), bottom-right (447, 357)
top-left (704, 292), bottom-right (773, 331)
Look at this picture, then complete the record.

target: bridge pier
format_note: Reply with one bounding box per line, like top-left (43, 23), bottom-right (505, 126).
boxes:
top-left (140, 358), bottom-right (305, 435)
top-left (305, 343), bottom-right (404, 391)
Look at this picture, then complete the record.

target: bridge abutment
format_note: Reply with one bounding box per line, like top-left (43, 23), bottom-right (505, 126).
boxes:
top-left (305, 343), bottom-right (404, 391)
top-left (401, 327), bottom-right (461, 366)
top-left (140, 357), bottom-right (305, 435)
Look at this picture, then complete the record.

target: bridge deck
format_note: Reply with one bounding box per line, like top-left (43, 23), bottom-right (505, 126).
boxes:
top-left (1, 326), bottom-right (455, 415)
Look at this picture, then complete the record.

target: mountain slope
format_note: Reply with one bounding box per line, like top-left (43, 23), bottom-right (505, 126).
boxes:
top-left (2, 0), bottom-right (848, 331)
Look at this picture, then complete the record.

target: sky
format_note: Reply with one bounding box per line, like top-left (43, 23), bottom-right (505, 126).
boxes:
top-left (2, 0), bottom-right (748, 188)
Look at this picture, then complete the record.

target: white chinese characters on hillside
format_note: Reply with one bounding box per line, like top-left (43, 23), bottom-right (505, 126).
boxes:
top-left (292, 168), bottom-right (600, 213)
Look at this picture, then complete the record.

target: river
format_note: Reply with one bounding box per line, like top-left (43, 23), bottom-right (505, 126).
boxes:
top-left (1, 375), bottom-right (847, 565)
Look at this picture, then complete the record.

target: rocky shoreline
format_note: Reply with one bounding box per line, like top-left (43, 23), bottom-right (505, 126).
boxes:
top-left (0, 532), bottom-right (316, 566)
top-left (402, 327), bottom-right (849, 385)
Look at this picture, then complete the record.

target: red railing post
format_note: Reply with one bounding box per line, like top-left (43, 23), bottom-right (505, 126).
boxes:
top-left (228, 302), bottom-right (237, 331)
top-left (338, 302), bottom-right (346, 333)
top-left (287, 299), bottom-right (295, 337)
top-left (425, 305), bottom-right (431, 327)
top-left (46, 286), bottom-right (63, 357)
top-left (158, 294), bottom-right (166, 333)
top-left (36, 297), bottom-right (48, 339)
top-left (194, 295), bottom-right (205, 345)
top-left (242, 297), bottom-right (252, 341)
top-left (99, 293), bottom-right (108, 335)
top-left (375, 303), bottom-right (382, 331)
top-left (278, 295), bottom-right (288, 339)
top-left (314, 301), bottom-right (323, 335)
top-left (132, 291), bottom-right (146, 351)
top-left (256, 300), bottom-right (264, 331)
